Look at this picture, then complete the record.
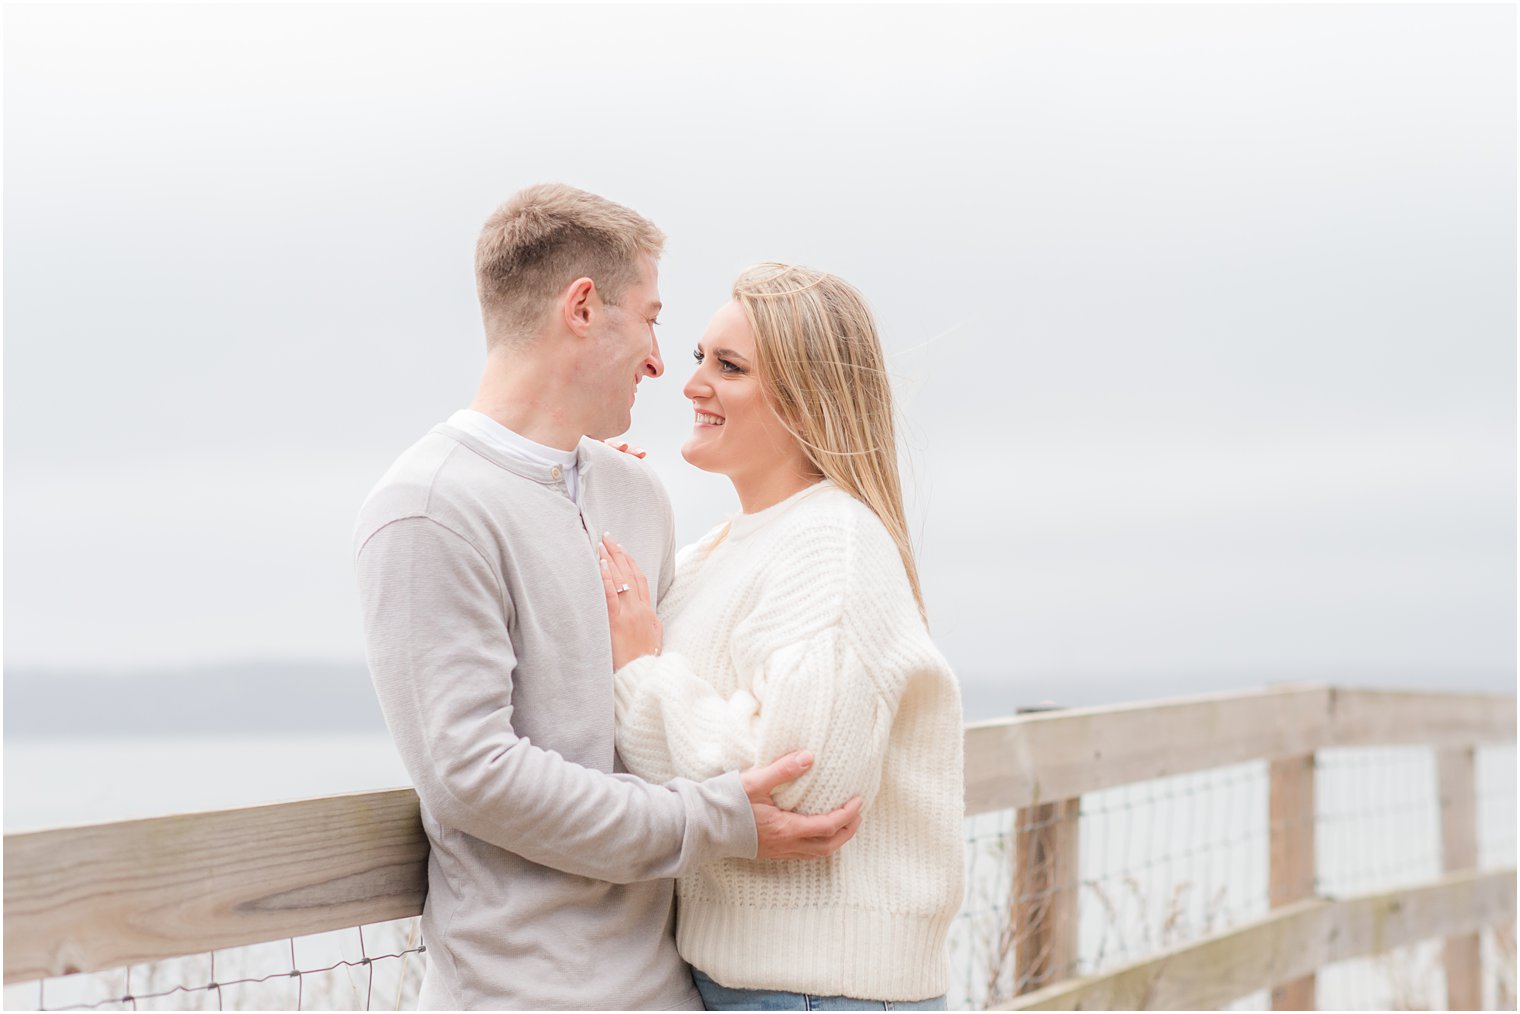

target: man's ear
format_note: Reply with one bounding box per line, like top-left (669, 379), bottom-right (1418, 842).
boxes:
top-left (561, 276), bottom-right (598, 338)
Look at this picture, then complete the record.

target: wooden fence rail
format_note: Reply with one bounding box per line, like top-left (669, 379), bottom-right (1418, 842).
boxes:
top-left (6, 684), bottom-right (1515, 1009)
top-left (1001, 869), bottom-right (1517, 1011)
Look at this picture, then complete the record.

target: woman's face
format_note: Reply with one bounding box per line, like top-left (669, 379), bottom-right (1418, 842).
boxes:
top-left (681, 300), bottom-right (805, 483)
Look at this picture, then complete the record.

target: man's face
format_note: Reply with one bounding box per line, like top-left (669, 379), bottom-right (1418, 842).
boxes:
top-left (591, 255), bottom-right (665, 438)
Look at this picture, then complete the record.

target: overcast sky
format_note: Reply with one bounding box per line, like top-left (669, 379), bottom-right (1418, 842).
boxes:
top-left (5, 4), bottom-right (1514, 706)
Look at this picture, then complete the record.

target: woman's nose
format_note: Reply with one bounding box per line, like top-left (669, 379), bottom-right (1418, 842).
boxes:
top-left (682, 370), bottom-right (709, 400)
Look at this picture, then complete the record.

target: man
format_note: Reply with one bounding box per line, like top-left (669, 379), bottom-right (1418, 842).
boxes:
top-left (354, 183), bottom-right (862, 1010)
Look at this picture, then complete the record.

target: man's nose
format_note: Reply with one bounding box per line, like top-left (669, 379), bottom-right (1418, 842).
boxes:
top-left (642, 333), bottom-right (664, 379)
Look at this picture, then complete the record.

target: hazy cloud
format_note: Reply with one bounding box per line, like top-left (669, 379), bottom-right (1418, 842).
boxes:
top-left (5, 4), bottom-right (1513, 703)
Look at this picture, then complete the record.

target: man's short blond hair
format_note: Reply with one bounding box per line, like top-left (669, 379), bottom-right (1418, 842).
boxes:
top-left (475, 183), bottom-right (666, 346)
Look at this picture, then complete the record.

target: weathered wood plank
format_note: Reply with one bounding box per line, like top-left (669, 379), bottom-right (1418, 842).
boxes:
top-left (1003, 897), bottom-right (1331, 1012)
top-left (1013, 797), bottom-right (1081, 993)
top-left (1326, 688), bottom-right (1516, 749)
top-left (1269, 754), bottom-right (1316, 1010)
top-left (964, 686), bottom-right (1331, 815)
top-left (965, 686), bottom-right (1515, 815)
top-left (997, 868), bottom-right (1517, 1011)
top-left (3, 789), bottom-right (427, 984)
top-left (1437, 746), bottom-right (1480, 1011)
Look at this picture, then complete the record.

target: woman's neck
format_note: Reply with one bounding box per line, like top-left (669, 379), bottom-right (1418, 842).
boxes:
top-left (730, 464), bottom-right (825, 515)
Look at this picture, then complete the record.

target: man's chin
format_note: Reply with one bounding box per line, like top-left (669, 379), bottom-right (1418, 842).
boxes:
top-left (591, 416), bottom-right (633, 443)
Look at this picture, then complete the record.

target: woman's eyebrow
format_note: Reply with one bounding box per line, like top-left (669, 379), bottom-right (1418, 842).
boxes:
top-left (712, 348), bottom-right (750, 363)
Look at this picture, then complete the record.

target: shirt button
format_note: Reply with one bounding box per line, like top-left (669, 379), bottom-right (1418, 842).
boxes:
top-left (550, 466), bottom-right (563, 480)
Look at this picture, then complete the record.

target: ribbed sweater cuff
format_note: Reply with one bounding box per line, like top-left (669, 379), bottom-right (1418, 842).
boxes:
top-left (612, 652), bottom-right (661, 700)
top-left (678, 903), bottom-right (953, 1002)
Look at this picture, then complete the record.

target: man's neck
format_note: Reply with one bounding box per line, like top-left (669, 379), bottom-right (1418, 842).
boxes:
top-left (470, 351), bottom-right (585, 452)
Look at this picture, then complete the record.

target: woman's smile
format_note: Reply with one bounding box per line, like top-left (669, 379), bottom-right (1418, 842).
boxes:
top-left (679, 299), bottom-right (815, 512)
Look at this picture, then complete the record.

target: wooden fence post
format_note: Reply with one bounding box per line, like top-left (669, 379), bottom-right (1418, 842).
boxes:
top-left (1012, 706), bottom-right (1079, 996)
top-left (1437, 746), bottom-right (1480, 1011)
top-left (1270, 753), bottom-right (1316, 1010)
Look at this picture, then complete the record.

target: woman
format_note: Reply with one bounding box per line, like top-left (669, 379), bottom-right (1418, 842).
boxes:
top-left (598, 263), bottom-right (964, 1011)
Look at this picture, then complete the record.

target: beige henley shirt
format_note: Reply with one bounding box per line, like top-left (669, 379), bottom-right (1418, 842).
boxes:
top-left (354, 422), bottom-right (758, 1010)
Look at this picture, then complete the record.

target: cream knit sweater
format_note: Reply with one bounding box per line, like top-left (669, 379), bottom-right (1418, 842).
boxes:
top-left (613, 482), bottom-right (965, 1001)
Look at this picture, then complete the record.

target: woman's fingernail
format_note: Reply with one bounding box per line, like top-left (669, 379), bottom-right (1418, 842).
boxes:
top-left (798, 751), bottom-right (814, 767)
top-left (600, 558), bottom-right (609, 570)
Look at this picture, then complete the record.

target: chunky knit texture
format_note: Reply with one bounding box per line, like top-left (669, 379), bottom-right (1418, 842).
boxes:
top-left (614, 482), bottom-right (966, 1001)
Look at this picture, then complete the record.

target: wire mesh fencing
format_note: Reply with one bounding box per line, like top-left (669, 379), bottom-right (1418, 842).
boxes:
top-left (5, 918), bottom-right (424, 1012)
top-left (947, 742), bottom-right (1516, 1011)
top-left (1312, 742), bottom-right (1517, 1011)
top-left (5, 742), bottom-right (1513, 1011)
top-left (948, 761), bottom-right (1275, 1009)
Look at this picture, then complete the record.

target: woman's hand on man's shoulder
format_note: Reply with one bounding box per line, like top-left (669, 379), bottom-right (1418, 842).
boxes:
top-left (604, 439), bottom-right (646, 459)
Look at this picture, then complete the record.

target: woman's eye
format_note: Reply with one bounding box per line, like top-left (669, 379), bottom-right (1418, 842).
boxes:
top-left (694, 349), bottom-right (741, 374)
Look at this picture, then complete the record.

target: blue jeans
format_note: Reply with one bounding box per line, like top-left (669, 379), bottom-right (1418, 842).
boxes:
top-left (692, 969), bottom-right (949, 1011)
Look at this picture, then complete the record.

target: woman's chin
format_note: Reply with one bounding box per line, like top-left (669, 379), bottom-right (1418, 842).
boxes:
top-left (680, 440), bottom-right (721, 474)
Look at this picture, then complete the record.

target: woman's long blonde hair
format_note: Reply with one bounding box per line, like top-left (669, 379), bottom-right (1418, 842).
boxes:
top-left (732, 262), bottom-right (927, 626)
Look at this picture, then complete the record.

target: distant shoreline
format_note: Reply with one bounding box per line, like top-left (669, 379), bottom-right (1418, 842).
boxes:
top-left (6, 661), bottom-right (1513, 740)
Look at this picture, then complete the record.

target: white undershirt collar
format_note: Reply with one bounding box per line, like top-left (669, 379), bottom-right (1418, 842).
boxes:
top-left (448, 409), bottom-right (580, 500)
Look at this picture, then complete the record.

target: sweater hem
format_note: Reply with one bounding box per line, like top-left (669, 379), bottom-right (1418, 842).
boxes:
top-left (677, 903), bottom-right (955, 1002)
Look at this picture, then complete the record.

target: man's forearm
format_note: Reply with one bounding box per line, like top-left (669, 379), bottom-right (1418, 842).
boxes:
top-left (415, 728), bottom-right (757, 881)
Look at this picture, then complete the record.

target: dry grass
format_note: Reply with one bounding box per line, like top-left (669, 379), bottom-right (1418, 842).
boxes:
top-left (1491, 922), bottom-right (1516, 1011)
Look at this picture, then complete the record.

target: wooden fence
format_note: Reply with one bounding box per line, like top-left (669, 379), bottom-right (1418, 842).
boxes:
top-left (5, 684), bottom-right (1515, 1010)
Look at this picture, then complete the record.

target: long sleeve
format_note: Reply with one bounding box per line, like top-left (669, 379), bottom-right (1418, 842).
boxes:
top-left (356, 515), bottom-right (756, 883)
top-left (608, 486), bottom-right (967, 1002)
top-left (615, 633), bottom-right (892, 816)
top-left (611, 650), bottom-right (764, 786)
top-left (613, 512), bottom-right (903, 817)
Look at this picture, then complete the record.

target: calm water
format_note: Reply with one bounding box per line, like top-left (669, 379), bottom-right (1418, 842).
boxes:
top-left (5, 734), bottom-right (410, 832)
